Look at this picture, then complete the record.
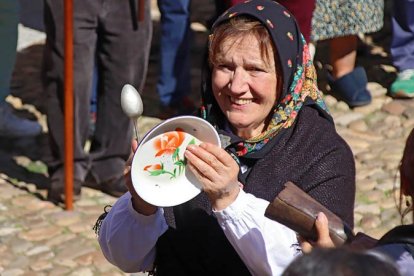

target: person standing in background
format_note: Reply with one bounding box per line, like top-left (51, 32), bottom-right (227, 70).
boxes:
top-left (311, 0), bottom-right (384, 108)
top-left (43, 0), bottom-right (152, 203)
top-left (389, 0), bottom-right (414, 98)
top-left (156, 0), bottom-right (195, 119)
top-left (0, 0), bottom-right (42, 138)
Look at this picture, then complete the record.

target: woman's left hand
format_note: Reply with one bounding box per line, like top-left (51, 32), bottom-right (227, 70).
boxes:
top-left (185, 143), bottom-right (240, 210)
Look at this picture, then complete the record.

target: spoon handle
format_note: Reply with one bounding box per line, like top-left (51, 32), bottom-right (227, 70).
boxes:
top-left (133, 119), bottom-right (139, 141)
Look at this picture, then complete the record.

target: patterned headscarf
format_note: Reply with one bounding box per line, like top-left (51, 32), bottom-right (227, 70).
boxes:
top-left (201, 0), bottom-right (329, 156)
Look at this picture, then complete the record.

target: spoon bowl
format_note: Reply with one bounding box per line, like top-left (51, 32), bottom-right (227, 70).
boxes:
top-left (121, 84), bottom-right (144, 139)
top-left (121, 84), bottom-right (144, 120)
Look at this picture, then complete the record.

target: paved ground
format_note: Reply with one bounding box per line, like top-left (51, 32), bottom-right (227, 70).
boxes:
top-left (1, 0), bottom-right (413, 275)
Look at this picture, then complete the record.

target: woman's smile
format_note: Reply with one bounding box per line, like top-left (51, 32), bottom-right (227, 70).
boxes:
top-left (230, 96), bottom-right (254, 106)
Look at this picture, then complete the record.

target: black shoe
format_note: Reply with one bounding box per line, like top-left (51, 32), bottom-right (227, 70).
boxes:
top-left (47, 178), bottom-right (82, 204)
top-left (83, 171), bottom-right (100, 190)
top-left (101, 175), bottom-right (128, 197)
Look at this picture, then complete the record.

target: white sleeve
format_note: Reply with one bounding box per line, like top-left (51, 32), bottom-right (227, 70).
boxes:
top-left (213, 189), bottom-right (300, 276)
top-left (98, 192), bottom-right (168, 273)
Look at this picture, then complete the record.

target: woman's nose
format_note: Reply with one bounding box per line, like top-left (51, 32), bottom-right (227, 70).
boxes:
top-left (229, 68), bottom-right (248, 94)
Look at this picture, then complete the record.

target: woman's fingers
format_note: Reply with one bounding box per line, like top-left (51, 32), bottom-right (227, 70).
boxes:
top-left (199, 143), bottom-right (236, 166)
top-left (185, 144), bottom-right (222, 176)
top-left (124, 139), bottom-right (157, 215)
top-left (126, 139), bottom-right (139, 167)
top-left (299, 212), bottom-right (335, 254)
top-left (132, 139), bottom-right (138, 152)
top-left (300, 240), bottom-right (313, 254)
top-left (314, 212), bottom-right (335, 248)
top-left (185, 143), bottom-right (238, 184)
top-left (186, 160), bottom-right (213, 185)
top-left (185, 143), bottom-right (236, 174)
top-left (124, 164), bottom-right (135, 196)
top-left (185, 147), bottom-right (219, 184)
top-left (125, 139), bottom-right (140, 195)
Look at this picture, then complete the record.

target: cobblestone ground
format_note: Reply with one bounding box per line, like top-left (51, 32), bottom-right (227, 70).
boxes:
top-left (0, 0), bottom-right (413, 275)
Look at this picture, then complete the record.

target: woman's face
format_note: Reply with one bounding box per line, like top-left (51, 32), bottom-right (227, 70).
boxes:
top-left (211, 34), bottom-right (278, 139)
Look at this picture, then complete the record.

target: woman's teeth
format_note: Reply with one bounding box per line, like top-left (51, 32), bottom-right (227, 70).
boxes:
top-left (230, 97), bottom-right (253, 105)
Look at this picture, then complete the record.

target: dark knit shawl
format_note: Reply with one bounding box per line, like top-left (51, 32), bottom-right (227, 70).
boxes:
top-left (154, 105), bottom-right (356, 275)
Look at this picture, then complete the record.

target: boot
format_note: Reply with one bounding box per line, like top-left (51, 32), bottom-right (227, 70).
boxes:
top-left (47, 170), bottom-right (82, 204)
top-left (327, 67), bottom-right (372, 108)
top-left (0, 102), bottom-right (42, 137)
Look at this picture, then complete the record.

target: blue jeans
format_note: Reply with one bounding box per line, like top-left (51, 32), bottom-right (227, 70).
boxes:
top-left (157, 0), bottom-right (191, 107)
top-left (391, 0), bottom-right (414, 71)
top-left (0, 0), bottom-right (19, 103)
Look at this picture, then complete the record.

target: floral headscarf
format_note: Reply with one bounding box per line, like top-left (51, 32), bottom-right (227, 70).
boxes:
top-left (201, 0), bottom-right (329, 156)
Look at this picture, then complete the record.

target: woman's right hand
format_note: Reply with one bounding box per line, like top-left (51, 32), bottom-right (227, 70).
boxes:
top-left (300, 212), bottom-right (335, 253)
top-left (124, 139), bottom-right (158, 216)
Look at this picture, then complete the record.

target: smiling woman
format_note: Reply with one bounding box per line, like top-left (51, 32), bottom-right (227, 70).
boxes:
top-left (208, 17), bottom-right (281, 140)
top-left (97, 1), bottom-right (356, 275)
top-left (211, 33), bottom-right (278, 139)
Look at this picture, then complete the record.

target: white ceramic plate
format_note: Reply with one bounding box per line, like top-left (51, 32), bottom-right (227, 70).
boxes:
top-left (131, 116), bottom-right (221, 207)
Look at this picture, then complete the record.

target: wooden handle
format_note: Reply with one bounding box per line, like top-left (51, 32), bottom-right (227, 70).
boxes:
top-left (64, 0), bottom-right (74, 210)
top-left (138, 0), bottom-right (145, 22)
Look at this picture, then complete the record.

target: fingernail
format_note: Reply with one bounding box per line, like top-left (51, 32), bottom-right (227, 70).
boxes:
top-left (317, 212), bottom-right (326, 221)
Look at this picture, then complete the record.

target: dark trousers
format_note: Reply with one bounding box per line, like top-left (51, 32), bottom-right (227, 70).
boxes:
top-left (43, 0), bottom-right (152, 184)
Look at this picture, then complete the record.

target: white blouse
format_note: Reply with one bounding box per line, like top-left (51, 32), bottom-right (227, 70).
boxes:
top-left (98, 189), bottom-right (300, 275)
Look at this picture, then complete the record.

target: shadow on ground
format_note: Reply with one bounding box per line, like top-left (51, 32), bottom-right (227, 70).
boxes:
top-left (0, 135), bottom-right (49, 190)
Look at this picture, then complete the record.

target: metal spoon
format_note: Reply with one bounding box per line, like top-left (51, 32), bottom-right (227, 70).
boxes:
top-left (121, 84), bottom-right (144, 140)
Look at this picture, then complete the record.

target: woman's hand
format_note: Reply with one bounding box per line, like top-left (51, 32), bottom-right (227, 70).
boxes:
top-left (185, 143), bottom-right (240, 211)
top-left (124, 139), bottom-right (157, 216)
top-left (300, 212), bottom-right (335, 253)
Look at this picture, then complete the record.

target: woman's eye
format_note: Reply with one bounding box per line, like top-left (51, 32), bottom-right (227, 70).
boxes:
top-left (219, 64), bottom-right (230, 69)
top-left (217, 64), bottom-right (232, 71)
top-left (248, 67), bottom-right (265, 72)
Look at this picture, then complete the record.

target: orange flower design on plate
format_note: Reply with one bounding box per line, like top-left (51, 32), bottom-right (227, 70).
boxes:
top-left (143, 129), bottom-right (197, 179)
top-left (144, 164), bottom-right (162, 172)
top-left (154, 130), bottom-right (185, 157)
